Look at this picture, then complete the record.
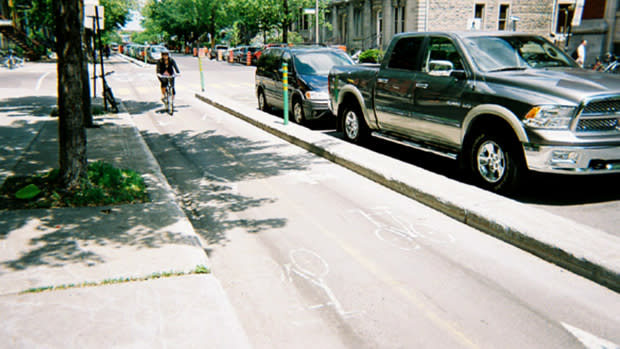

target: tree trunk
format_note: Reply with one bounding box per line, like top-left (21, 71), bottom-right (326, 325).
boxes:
top-left (283, 0), bottom-right (289, 44)
top-left (54, 0), bottom-right (88, 189)
top-left (82, 29), bottom-right (93, 128)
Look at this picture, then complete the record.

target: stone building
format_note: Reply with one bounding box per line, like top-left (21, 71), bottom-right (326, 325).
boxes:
top-left (314, 0), bottom-right (620, 67)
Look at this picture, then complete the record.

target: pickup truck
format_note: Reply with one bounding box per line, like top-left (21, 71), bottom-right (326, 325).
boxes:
top-left (328, 31), bottom-right (620, 193)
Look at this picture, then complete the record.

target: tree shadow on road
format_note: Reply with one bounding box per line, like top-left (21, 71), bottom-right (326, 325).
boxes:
top-left (139, 128), bottom-right (319, 248)
top-left (0, 96), bottom-right (57, 117)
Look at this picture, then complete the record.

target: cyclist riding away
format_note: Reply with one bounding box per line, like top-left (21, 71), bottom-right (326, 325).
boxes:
top-left (156, 48), bottom-right (180, 103)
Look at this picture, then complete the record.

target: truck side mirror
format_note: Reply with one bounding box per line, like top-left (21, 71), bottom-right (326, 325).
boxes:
top-left (450, 70), bottom-right (467, 80)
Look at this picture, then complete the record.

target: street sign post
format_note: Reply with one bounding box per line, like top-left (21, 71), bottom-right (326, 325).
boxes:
top-left (283, 62), bottom-right (289, 125)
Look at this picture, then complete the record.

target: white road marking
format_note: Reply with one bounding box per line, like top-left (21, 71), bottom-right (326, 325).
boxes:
top-left (35, 72), bottom-right (50, 91)
top-left (352, 207), bottom-right (456, 251)
top-left (562, 323), bottom-right (619, 349)
top-left (285, 248), bottom-right (361, 320)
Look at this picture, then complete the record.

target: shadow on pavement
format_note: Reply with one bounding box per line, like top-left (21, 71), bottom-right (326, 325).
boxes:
top-left (139, 128), bottom-right (318, 248)
top-left (0, 96), bottom-right (57, 117)
top-left (0, 111), bottom-right (200, 273)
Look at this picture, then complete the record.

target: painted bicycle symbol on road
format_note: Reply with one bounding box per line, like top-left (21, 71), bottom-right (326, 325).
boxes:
top-left (352, 207), bottom-right (456, 251)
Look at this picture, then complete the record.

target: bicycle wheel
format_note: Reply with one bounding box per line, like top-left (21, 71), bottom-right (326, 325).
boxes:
top-left (104, 86), bottom-right (119, 113)
top-left (167, 89), bottom-right (174, 115)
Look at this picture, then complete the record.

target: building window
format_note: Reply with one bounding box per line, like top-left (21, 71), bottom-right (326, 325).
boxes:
top-left (556, 4), bottom-right (574, 35)
top-left (498, 4), bottom-right (509, 30)
top-left (299, 8), bottom-right (310, 31)
top-left (339, 13), bottom-right (348, 43)
top-left (474, 3), bottom-right (485, 29)
top-left (377, 10), bottom-right (383, 47)
top-left (354, 7), bottom-right (363, 36)
top-left (394, 5), bottom-right (405, 34)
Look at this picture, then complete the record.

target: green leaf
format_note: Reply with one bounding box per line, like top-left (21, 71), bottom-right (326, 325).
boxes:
top-left (15, 184), bottom-right (41, 200)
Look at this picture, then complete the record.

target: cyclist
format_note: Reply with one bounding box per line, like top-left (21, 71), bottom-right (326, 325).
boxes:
top-left (156, 48), bottom-right (180, 103)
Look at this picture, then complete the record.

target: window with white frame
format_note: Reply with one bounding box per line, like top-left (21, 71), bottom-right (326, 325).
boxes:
top-left (474, 3), bottom-right (485, 29)
top-left (498, 4), bottom-right (509, 30)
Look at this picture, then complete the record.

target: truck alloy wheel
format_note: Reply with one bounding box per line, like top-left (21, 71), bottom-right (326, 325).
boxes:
top-left (476, 140), bottom-right (506, 183)
top-left (343, 108), bottom-right (362, 142)
top-left (469, 130), bottom-right (523, 193)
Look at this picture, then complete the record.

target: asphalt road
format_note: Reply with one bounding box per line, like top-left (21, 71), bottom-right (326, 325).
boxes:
top-left (166, 54), bottom-right (620, 237)
top-left (93, 54), bottom-right (620, 348)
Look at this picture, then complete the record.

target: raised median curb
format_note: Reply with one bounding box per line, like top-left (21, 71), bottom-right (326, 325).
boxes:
top-left (195, 90), bottom-right (620, 293)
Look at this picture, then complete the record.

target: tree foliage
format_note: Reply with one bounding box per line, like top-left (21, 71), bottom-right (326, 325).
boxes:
top-left (22, 0), bottom-right (135, 45)
top-left (139, 0), bottom-right (326, 46)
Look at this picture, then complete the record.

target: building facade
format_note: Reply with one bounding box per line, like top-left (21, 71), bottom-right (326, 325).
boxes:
top-left (319, 0), bottom-right (620, 67)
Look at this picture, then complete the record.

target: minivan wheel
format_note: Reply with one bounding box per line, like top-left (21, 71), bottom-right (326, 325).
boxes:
top-left (342, 104), bottom-right (367, 144)
top-left (293, 99), bottom-right (305, 125)
top-left (469, 129), bottom-right (523, 194)
top-left (258, 89), bottom-right (270, 112)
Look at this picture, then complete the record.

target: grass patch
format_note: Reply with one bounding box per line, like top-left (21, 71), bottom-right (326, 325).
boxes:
top-left (0, 161), bottom-right (149, 210)
top-left (20, 265), bottom-right (211, 294)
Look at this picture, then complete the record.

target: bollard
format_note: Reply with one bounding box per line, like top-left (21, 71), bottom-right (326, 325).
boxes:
top-left (283, 62), bottom-right (289, 125)
top-left (199, 55), bottom-right (205, 92)
top-left (247, 51), bottom-right (252, 66)
top-left (229, 50), bottom-right (233, 63)
top-left (218, 50), bottom-right (222, 61)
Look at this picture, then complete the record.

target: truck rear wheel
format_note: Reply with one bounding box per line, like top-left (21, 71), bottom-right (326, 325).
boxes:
top-left (342, 104), bottom-right (368, 144)
top-left (468, 129), bottom-right (524, 194)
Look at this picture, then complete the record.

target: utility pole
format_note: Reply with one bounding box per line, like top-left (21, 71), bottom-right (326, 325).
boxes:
top-left (315, 0), bottom-right (319, 44)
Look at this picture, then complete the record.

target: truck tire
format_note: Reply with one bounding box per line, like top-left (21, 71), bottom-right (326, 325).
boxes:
top-left (342, 104), bottom-right (368, 144)
top-left (468, 129), bottom-right (524, 194)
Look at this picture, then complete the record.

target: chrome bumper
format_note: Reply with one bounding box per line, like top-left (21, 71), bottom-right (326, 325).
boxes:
top-left (524, 144), bottom-right (620, 174)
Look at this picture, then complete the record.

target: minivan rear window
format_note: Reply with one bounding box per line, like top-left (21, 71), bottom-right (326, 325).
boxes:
top-left (293, 51), bottom-right (353, 75)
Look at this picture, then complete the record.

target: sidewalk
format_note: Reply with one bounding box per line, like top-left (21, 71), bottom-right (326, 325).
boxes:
top-left (0, 97), bottom-right (251, 347)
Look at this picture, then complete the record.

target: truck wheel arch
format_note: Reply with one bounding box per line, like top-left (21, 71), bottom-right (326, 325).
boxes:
top-left (337, 86), bottom-right (373, 130)
top-left (461, 104), bottom-right (528, 145)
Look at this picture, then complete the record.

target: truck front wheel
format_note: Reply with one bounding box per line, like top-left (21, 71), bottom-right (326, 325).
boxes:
top-left (342, 104), bottom-right (367, 144)
top-left (468, 130), bottom-right (524, 194)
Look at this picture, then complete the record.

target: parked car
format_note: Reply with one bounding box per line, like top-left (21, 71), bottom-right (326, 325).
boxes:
top-left (209, 44), bottom-right (229, 60)
top-left (256, 46), bottom-right (354, 124)
top-left (147, 45), bottom-right (167, 63)
top-left (328, 31), bottom-right (620, 193)
top-left (254, 43), bottom-right (287, 63)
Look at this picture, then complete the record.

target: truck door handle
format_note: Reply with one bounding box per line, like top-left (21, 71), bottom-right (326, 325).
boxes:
top-left (377, 78), bottom-right (388, 84)
top-left (416, 82), bottom-right (429, 89)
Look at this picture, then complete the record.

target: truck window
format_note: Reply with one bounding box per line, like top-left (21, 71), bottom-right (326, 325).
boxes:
top-left (423, 37), bottom-right (464, 75)
top-left (387, 37), bottom-right (424, 71)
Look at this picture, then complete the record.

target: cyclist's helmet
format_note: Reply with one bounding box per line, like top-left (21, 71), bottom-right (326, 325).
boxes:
top-left (161, 48), bottom-right (169, 55)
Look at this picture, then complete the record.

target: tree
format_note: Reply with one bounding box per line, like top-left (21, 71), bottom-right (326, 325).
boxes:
top-left (53, 0), bottom-right (88, 188)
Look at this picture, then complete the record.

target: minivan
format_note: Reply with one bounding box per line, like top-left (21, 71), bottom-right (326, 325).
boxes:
top-left (255, 46), bottom-right (353, 124)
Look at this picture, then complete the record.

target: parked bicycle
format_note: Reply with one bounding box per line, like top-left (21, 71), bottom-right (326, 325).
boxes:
top-left (0, 49), bottom-right (24, 69)
top-left (93, 71), bottom-right (119, 113)
top-left (157, 73), bottom-right (179, 115)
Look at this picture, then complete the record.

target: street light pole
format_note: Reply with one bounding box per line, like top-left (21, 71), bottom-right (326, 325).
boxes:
top-left (315, 0), bottom-right (319, 44)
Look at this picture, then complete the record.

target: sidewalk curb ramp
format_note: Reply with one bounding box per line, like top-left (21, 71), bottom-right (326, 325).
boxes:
top-left (195, 90), bottom-right (620, 293)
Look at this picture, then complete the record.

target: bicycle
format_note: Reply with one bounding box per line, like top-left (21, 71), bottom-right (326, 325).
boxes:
top-left (0, 52), bottom-right (23, 69)
top-left (93, 71), bottom-right (119, 113)
top-left (158, 73), bottom-right (179, 115)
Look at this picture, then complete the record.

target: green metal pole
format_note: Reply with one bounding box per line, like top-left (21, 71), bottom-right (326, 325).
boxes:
top-left (199, 54), bottom-right (205, 92)
top-left (283, 62), bottom-right (289, 125)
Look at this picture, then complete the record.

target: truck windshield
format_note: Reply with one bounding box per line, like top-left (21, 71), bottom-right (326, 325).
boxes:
top-left (463, 36), bottom-right (577, 72)
top-left (293, 51), bottom-right (353, 75)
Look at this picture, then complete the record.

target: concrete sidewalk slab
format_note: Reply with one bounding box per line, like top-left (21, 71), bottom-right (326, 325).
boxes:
top-left (195, 89), bottom-right (620, 293)
top-left (1, 62), bottom-right (251, 348)
top-left (0, 274), bottom-right (251, 348)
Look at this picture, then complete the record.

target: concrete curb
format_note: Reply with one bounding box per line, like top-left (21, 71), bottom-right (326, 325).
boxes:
top-left (195, 90), bottom-right (620, 293)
